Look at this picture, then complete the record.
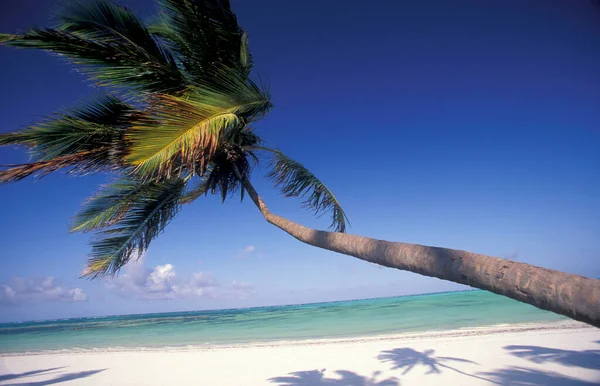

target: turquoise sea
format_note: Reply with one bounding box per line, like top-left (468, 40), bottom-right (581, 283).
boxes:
top-left (0, 290), bottom-right (566, 354)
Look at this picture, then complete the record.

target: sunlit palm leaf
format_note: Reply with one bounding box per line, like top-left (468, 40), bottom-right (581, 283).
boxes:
top-left (127, 95), bottom-right (240, 179)
top-left (126, 77), bottom-right (271, 179)
top-left (82, 178), bottom-right (186, 278)
top-left (0, 1), bottom-right (185, 92)
top-left (264, 149), bottom-right (349, 233)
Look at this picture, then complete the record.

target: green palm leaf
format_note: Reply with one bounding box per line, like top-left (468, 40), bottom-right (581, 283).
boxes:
top-left (0, 33), bottom-right (15, 43)
top-left (151, 0), bottom-right (245, 83)
top-left (127, 95), bottom-right (241, 179)
top-left (0, 95), bottom-right (133, 159)
top-left (0, 96), bottom-right (135, 182)
top-left (72, 179), bottom-right (152, 232)
top-left (82, 178), bottom-right (186, 278)
top-left (0, 1), bottom-right (185, 92)
top-left (126, 76), bottom-right (271, 179)
top-left (239, 31), bottom-right (253, 77)
top-left (264, 149), bottom-right (349, 233)
top-left (59, 0), bottom-right (167, 61)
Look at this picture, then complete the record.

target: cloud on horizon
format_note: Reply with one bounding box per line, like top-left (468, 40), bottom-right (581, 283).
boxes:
top-left (107, 258), bottom-right (255, 301)
top-left (0, 277), bottom-right (87, 305)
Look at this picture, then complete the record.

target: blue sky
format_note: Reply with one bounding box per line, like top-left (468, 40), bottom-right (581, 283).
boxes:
top-left (0, 0), bottom-right (599, 322)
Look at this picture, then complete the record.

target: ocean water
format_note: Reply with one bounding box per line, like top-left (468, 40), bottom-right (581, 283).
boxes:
top-left (0, 290), bottom-right (566, 354)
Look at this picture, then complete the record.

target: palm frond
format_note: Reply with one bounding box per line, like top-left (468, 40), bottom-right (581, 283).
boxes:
top-left (0, 150), bottom-right (106, 183)
top-left (151, 0), bottom-right (245, 84)
top-left (59, 0), bottom-right (166, 60)
top-left (0, 96), bottom-right (136, 181)
top-left (0, 33), bottom-right (16, 43)
top-left (82, 178), bottom-right (185, 278)
top-left (72, 179), bottom-right (151, 232)
top-left (127, 94), bottom-right (241, 179)
top-left (264, 149), bottom-right (349, 233)
top-left (239, 32), bottom-right (253, 77)
top-left (0, 95), bottom-right (134, 161)
top-left (126, 75), bottom-right (271, 180)
top-left (1, 1), bottom-right (185, 92)
top-left (0, 132), bottom-right (31, 147)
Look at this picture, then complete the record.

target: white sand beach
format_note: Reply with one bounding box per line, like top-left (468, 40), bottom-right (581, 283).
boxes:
top-left (1, 322), bottom-right (599, 385)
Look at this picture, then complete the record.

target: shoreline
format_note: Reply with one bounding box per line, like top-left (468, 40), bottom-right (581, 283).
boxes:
top-left (0, 319), bottom-right (589, 357)
top-left (2, 320), bottom-right (598, 386)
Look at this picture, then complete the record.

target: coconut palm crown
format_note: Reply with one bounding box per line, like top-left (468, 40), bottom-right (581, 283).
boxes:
top-left (0, 0), bottom-right (348, 278)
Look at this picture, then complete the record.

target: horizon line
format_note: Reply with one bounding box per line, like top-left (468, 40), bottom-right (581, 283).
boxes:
top-left (0, 288), bottom-right (480, 325)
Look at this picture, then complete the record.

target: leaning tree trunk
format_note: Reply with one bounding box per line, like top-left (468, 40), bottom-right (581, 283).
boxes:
top-left (235, 172), bottom-right (600, 328)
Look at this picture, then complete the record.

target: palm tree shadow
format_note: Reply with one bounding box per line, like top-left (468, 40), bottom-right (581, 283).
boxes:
top-left (503, 344), bottom-right (600, 370)
top-left (0, 368), bottom-right (65, 382)
top-left (377, 348), bottom-right (495, 383)
top-left (269, 368), bottom-right (399, 386)
top-left (377, 348), bottom-right (477, 375)
top-left (478, 366), bottom-right (600, 386)
top-left (1, 369), bottom-right (106, 386)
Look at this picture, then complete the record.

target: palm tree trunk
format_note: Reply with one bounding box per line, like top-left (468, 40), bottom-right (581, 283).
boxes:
top-left (235, 171), bottom-right (600, 327)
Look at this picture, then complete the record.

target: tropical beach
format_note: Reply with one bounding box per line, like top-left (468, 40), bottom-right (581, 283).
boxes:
top-left (2, 322), bottom-right (599, 385)
top-left (2, 292), bottom-right (600, 384)
top-left (1, 0), bottom-right (600, 384)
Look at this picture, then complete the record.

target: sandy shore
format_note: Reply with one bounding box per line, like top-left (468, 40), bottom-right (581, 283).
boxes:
top-left (1, 322), bottom-right (599, 385)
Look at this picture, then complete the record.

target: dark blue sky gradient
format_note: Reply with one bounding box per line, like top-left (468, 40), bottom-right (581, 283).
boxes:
top-left (0, 0), bottom-right (599, 321)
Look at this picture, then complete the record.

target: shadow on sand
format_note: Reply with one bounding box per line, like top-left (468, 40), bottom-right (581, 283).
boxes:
top-left (1, 369), bottom-right (106, 386)
top-left (478, 367), bottom-right (600, 386)
top-left (269, 369), bottom-right (399, 386)
top-left (0, 368), bottom-right (65, 382)
top-left (377, 347), bottom-right (477, 375)
top-left (476, 343), bottom-right (600, 386)
top-left (269, 343), bottom-right (600, 386)
top-left (377, 347), bottom-right (496, 383)
top-left (503, 344), bottom-right (600, 370)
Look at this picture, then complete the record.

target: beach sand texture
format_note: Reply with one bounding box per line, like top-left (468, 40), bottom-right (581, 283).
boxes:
top-left (1, 322), bottom-right (599, 385)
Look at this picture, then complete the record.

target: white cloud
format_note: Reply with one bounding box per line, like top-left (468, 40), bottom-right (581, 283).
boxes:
top-left (107, 258), bottom-right (254, 301)
top-left (236, 245), bottom-right (258, 258)
top-left (0, 277), bottom-right (87, 305)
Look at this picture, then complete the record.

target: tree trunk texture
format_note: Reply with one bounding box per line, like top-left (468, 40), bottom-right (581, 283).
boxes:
top-left (236, 171), bottom-right (600, 327)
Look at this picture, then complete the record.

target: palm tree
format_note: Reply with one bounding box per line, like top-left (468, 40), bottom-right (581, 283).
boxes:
top-left (0, 0), bottom-right (598, 327)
